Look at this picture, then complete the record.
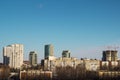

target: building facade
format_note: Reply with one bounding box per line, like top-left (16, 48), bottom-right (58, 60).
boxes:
top-left (20, 70), bottom-right (52, 80)
top-left (62, 50), bottom-right (71, 58)
top-left (45, 44), bottom-right (54, 59)
top-left (29, 51), bottom-right (37, 66)
top-left (3, 44), bottom-right (23, 69)
top-left (102, 50), bottom-right (118, 61)
top-left (42, 57), bottom-right (100, 72)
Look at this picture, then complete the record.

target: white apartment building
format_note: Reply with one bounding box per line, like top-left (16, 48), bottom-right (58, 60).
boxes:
top-left (3, 44), bottom-right (23, 69)
top-left (42, 57), bottom-right (100, 71)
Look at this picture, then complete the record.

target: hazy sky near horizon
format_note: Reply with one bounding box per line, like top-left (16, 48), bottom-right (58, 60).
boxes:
top-left (0, 0), bottom-right (120, 62)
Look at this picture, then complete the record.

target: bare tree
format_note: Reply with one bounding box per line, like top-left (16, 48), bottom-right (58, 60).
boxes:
top-left (0, 65), bottom-right (10, 80)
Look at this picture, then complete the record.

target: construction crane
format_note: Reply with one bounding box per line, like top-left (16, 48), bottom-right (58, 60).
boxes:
top-left (106, 46), bottom-right (119, 51)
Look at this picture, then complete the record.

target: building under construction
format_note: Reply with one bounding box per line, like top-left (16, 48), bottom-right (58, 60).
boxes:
top-left (102, 50), bottom-right (118, 61)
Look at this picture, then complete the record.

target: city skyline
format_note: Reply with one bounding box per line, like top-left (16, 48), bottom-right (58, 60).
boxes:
top-left (0, 0), bottom-right (120, 62)
top-left (1, 43), bottom-right (120, 63)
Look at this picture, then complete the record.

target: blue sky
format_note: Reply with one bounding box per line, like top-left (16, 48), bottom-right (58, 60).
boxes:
top-left (0, 0), bottom-right (120, 62)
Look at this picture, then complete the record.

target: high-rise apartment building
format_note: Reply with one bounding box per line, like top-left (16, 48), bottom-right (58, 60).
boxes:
top-left (3, 44), bottom-right (23, 69)
top-left (29, 51), bottom-right (37, 66)
top-left (45, 44), bottom-right (54, 59)
top-left (102, 50), bottom-right (118, 61)
top-left (62, 50), bottom-right (71, 58)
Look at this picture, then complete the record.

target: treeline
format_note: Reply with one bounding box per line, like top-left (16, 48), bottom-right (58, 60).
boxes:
top-left (0, 65), bottom-right (10, 80)
top-left (54, 66), bottom-right (120, 80)
top-left (1, 65), bottom-right (120, 80)
top-left (54, 66), bottom-right (98, 80)
top-left (21, 66), bottom-right (120, 80)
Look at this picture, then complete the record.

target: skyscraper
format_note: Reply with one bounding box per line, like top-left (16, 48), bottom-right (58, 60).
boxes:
top-left (102, 50), bottom-right (118, 61)
top-left (29, 51), bottom-right (37, 66)
top-left (45, 44), bottom-right (54, 59)
top-left (3, 44), bottom-right (23, 69)
top-left (62, 50), bottom-right (71, 58)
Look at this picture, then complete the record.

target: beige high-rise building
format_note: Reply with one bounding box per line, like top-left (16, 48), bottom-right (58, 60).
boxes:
top-left (102, 50), bottom-right (118, 61)
top-left (3, 44), bottom-right (23, 69)
top-left (29, 51), bottom-right (37, 66)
